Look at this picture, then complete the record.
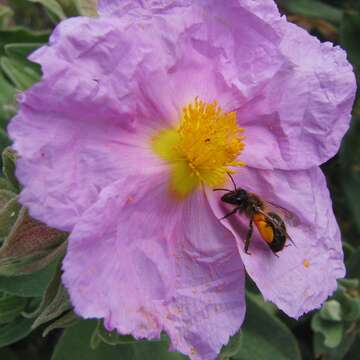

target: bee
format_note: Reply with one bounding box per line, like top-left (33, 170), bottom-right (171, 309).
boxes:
top-left (214, 174), bottom-right (295, 255)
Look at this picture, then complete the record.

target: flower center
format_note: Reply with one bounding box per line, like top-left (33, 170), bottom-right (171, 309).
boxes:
top-left (151, 97), bottom-right (246, 198)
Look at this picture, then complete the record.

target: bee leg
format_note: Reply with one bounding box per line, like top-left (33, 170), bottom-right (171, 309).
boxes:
top-left (287, 234), bottom-right (296, 247)
top-left (219, 207), bottom-right (239, 221)
top-left (244, 219), bottom-right (253, 255)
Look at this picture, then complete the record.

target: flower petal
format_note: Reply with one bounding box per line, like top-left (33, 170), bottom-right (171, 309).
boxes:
top-left (207, 167), bottom-right (345, 318)
top-left (98, 0), bottom-right (194, 16)
top-left (9, 1), bottom-right (288, 233)
top-left (8, 16), bottom-right (177, 231)
top-left (27, 16), bottom-right (179, 127)
top-left (240, 19), bottom-right (356, 170)
top-left (99, 0), bottom-right (286, 116)
top-left (99, 0), bottom-right (356, 170)
top-left (98, 0), bottom-right (280, 19)
top-left (62, 174), bottom-right (246, 360)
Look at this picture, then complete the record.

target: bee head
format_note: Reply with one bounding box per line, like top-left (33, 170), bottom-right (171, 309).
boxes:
top-left (221, 188), bottom-right (248, 205)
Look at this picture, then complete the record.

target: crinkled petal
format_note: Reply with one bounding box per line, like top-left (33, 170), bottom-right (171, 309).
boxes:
top-left (207, 167), bottom-right (344, 318)
top-left (10, 3), bottom-right (356, 234)
top-left (98, 0), bottom-right (287, 118)
top-left (98, 0), bottom-right (193, 16)
top-left (9, 102), bottom-right (161, 231)
top-left (8, 16), bottom-right (179, 231)
top-left (98, 0), bottom-right (280, 19)
top-left (98, 0), bottom-right (285, 119)
top-left (62, 174), bottom-right (246, 360)
top-left (26, 16), bottom-right (178, 126)
top-left (10, 0), bottom-right (292, 233)
top-left (100, 0), bottom-right (356, 170)
top-left (241, 20), bottom-right (356, 169)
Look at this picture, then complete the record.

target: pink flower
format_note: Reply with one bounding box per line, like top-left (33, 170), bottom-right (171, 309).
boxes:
top-left (8, 1), bottom-right (356, 359)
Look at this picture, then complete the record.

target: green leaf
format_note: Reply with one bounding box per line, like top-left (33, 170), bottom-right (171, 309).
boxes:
top-left (311, 280), bottom-right (360, 356)
top-left (338, 278), bottom-right (359, 289)
top-left (312, 314), bottom-right (343, 348)
top-left (314, 331), bottom-right (330, 358)
top-left (345, 333), bottom-right (360, 360)
top-left (343, 241), bottom-right (355, 262)
top-left (340, 117), bottom-right (360, 234)
top-left (217, 330), bottom-right (242, 360)
top-left (25, 260), bottom-right (63, 318)
top-left (314, 326), bottom-right (357, 359)
top-left (91, 320), bottom-right (137, 348)
top-left (0, 207), bottom-right (67, 275)
top-left (0, 294), bottom-right (27, 324)
top-left (320, 300), bottom-right (343, 322)
top-left (1, 56), bottom-right (41, 91)
top-left (42, 310), bottom-right (79, 337)
top-left (233, 293), bottom-right (301, 360)
top-left (75, 0), bottom-right (98, 16)
top-left (0, 243), bottom-right (65, 276)
top-left (57, 0), bottom-right (78, 16)
top-left (25, 0), bottom-right (66, 22)
top-left (92, 321), bottom-right (187, 359)
top-left (0, 197), bottom-right (21, 240)
top-left (133, 338), bottom-right (187, 360)
top-left (89, 324), bottom-right (102, 350)
top-left (347, 247), bottom-right (360, 279)
top-left (0, 28), bottom-right (49, 56)
top-left (0, 189), bottom-right (16, 211)
top-left (54, 320), bottom-right (187, 360)
top-left (0, 71), bottom-right (16, 127)
top-left (5, 43), bottom-right (43, 59)
top-left (0, 5), bottom-right (13, 28)
top-left (2, 147), bottom-right (19, 191)
top-left (0, 260), bottom-right (58, 297)
top-left (245, 292), bottom-right (277, 316)
top-left (0, 178), bottom-right (15, 192)
top-left (278, 0), bottom-right (343, 24)
top-left (334, 280), bottom-right (360, 322)
top-left (0, 316), bottom-right (33, 347)
top-left (0, 208), bottom-right (65, 257)
top-left (0, 129), bottom-right (11, 158)
top-left (341, 13), bottom-right (360, 75)
top-left (31, 264), bottom-right (71, 330)
top-left (0, 240), bottom-right (66, 276)
top-left (51, 320), bottom-right (134, 360)
top-left (334, 334), bottom-right (357, 360)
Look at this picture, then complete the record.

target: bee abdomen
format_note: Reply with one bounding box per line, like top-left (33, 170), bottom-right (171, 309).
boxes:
top-left (269, 231), bottom-right (286, 252)
top-left (253, 213), bottom-right (274, 244)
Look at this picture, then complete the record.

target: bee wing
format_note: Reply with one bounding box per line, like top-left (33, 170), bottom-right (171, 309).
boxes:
top-left (262, 200), bottom-right (300, 227)
top-left (245, 189), bottom-right (300, 226)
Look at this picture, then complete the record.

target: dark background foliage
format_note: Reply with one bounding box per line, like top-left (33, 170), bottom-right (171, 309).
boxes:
top-left (0, 1), bottom-right (359, 359)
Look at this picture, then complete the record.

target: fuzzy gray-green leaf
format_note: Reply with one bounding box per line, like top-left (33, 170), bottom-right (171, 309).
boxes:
top-left (0, 316), bottom-right (33, 347)
top-left (2, 147), bottom-right (19, 191)
top-left (233, 293), bottom-right (301, 360)
top-left (0, 294), bottom-right (26, 324)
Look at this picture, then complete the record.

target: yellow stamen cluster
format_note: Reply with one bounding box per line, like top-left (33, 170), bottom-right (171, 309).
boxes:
top-left (152, 97), bottom-right (246, 198)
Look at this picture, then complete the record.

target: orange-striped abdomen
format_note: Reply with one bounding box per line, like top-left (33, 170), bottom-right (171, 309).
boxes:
top-left (253, 213), bottom-right (274, 244)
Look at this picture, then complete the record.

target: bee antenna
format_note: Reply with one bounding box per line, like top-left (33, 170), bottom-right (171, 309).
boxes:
top-left (227, 172), bottom-right (237, 191)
